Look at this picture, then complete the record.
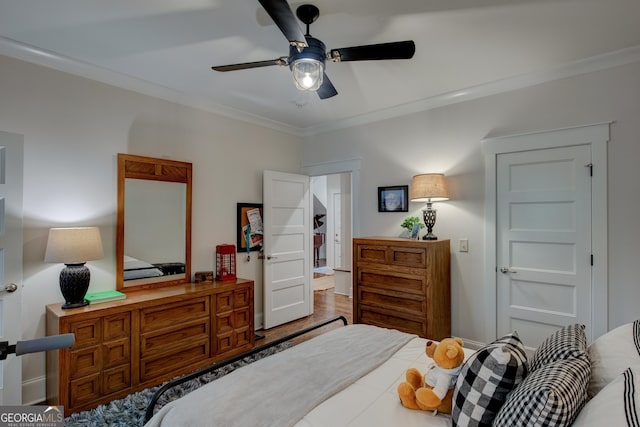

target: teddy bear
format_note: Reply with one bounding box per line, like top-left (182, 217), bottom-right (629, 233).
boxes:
top-left (397, 337), bottom-right (465, 414)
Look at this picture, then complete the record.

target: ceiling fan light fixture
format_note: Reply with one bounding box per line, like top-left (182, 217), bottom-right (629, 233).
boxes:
top-left (292, 58), bottom-right (324, 91)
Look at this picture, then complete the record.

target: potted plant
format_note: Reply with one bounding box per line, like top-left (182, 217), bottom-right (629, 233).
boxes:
top-left (401, 216), bottom-right (424, 239)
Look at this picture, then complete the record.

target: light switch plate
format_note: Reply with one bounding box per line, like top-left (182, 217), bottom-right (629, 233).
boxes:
top-left (459, 238), bottom-right (469, 252)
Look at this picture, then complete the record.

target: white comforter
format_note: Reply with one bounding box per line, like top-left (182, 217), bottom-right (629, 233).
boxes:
top-left (295, 337), bottom-right (475, 427)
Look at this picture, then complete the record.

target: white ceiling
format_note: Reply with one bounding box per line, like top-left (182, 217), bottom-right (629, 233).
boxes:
top-left (1, 0), bottom-right (640, 135)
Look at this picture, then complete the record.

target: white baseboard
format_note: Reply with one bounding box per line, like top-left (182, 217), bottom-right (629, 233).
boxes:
top-left (22, 375), bottom-right (46, 405)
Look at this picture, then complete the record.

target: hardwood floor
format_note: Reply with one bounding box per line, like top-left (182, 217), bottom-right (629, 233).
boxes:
top-left (260, 288), bottom-right (353, 346)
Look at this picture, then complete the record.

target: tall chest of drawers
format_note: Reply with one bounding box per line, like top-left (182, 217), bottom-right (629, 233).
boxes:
top-left (353, 237), bottom-right (451, 340)
top-left (46, 279), bottom-right (254, 416)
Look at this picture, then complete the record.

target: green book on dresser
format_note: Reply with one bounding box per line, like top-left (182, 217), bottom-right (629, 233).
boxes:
top-left (84, 290), bottom-right (126, 304)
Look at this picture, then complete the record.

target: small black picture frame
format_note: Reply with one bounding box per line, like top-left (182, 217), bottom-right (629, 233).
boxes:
top-left (236, 203), bottom-right (264, 252)
top-left (378, 185), bottom-right (409, 212)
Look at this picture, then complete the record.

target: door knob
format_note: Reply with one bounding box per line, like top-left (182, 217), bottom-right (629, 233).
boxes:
top-left (1, 283), bottom-right (18, 293)
top-left (499, 267), bottom-right (517, 274)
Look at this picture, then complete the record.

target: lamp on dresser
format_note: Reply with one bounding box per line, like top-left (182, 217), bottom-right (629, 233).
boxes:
top-left (45, 227), bottom-right (104, 309)
top-left (410, 173), bottom-right (449, 240)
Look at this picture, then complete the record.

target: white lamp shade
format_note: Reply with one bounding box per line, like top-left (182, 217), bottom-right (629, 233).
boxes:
top-left (410, 173), bottom-right (450, 202)
top-left (45, 227), bottom-right (104, 264)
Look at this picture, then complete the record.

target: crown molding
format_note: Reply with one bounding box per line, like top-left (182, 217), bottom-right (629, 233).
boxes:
top-left (2, 35), bottom-right (639, 138)
top-left (0, 36), bottom-right (302, 137)
top-left (301, 45), bottom-right (640, 136)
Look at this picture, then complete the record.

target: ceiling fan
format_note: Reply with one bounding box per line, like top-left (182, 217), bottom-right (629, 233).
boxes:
top-left (212, 0), bottom-right (416, 99)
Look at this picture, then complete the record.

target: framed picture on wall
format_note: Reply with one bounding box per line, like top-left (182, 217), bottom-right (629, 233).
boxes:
top-left (378, 185), bottom-right (409, 212)
top-left (236, 203), bottom-right (264, 252)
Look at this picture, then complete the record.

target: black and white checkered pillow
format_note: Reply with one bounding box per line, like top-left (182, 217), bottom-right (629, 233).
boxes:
top-left (451, 332), bottom-right (528, 427)
top-left (528, 323), bottom-right (587, 372)
top-left (493, 354), bottom-right (590, 427)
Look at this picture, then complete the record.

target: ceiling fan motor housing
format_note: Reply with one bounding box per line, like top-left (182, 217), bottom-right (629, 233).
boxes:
top-left (288, 36), bottom-right (326, 66)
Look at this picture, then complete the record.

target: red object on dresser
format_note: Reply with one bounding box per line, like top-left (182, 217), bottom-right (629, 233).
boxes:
top-left (216, 244), bottom-right (237, 281)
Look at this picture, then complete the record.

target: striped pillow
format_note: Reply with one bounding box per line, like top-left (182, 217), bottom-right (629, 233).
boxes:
top-left (572, 367), bottom-right (640, 427)
top-left (528, 323), bottom-right (587, 372)
top-left (588, 319), bottom-right (640, 397)
top-left (451, 332), bottom-right (528, 427)
top-left (493, 354), bottom-right (591, 427)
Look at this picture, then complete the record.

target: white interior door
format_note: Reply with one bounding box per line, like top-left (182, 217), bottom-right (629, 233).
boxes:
top-left (263, 170), bottom-right (312, 329)
top-left (497, 144), bottom-right (592, 351)
top-left (332, 192), bottom-right (342, 268)
top-left (0, 131), bottom-right (24, 404)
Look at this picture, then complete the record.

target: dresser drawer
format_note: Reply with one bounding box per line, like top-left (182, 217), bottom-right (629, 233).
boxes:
top-left (103, 365), bottom-right (131, 395)
top-left (356, 244), bottom-right (427, 269)
top-left (140, 318), bottom-right (209, 356)
top-left (69, 318), bottom-right (102, 348)
top-left (357, 305), bottom-right (427, 338)
top-left (140, 339), bottom-right (209, 382)
top-left (103, 312), bottom-right (130, 340)
top-left (70, 346), bottom-right (101, 379)
top-left (355, 245), bottom-right (386, 263)
top-left (389, 246), bottom-right (427, 268)
top-left (70, 373), bottom-right (101, 407)
top-left (356, 268), bottom-right (426, 295)
top-left (103, 337), bottom-right (130, 368)
top-left (140, 297), bottom-right (209, 332)
top-left (233, 287), bottom-right (250, 308)
top-left (357, 287), bottom-right (425, 316)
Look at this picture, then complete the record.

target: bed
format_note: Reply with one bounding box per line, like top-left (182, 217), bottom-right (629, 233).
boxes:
top-left (144, 318), bottom-right (640, 427)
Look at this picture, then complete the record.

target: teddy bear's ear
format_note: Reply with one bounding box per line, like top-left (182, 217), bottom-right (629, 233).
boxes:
top-left (425, 341), bottom-right (437, 357)
top-left (445, 345), bottom-right (461, 359)
top-left (454, 337), bottom-right (464, 347)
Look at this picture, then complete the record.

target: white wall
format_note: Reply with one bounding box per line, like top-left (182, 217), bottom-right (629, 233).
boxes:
top-left (0, 54), bottom-right (302, 403)
top-left (303, 60), bottom-right (640, 346)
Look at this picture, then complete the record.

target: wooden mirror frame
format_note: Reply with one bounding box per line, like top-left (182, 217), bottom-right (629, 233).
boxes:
top-left (116, 153), bottom-right (192, 291)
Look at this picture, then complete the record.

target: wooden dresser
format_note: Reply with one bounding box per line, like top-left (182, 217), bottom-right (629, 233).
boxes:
top-left (353, 237), bottom-right (451, 340)
top-left (46, 279), bottom-right (254, 416)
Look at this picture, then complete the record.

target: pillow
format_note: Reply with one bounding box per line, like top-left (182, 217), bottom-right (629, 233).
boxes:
top-left (451, 332), bottom-right (528, 427)
top-left (588, 319), bottom-right (640, 398)
top-left (493, 354), bottom-right (590, 427)
top-left (572, 366), bottom-right (640, 427)
top-left (528, 323), bottom-right (587, 372)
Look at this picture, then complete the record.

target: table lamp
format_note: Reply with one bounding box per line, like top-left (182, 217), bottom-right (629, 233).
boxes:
top-left (410, 174), bottom-right (449, 240)
top-left (45, 227), bottom-right (104, 309)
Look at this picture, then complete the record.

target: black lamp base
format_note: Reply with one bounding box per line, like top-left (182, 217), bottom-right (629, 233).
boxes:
top-left (60, 263), bottom-right (91, 310)
top-left (61, 300), bottom-right (89, 309)
top-left (422, 203), bottom-right (439, 241)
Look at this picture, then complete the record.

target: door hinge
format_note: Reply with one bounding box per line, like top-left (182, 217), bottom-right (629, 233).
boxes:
top-left (591, 254), bottom-right (594, 266)
top-left (585, 163), bottom-right (593, 176)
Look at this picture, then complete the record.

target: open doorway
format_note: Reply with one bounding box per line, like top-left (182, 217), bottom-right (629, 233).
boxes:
top-left (311, 173), bottom-right (352, 296)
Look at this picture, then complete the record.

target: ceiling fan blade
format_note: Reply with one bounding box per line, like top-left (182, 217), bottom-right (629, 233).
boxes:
top-left (329, 40), bottom-right (415, 62)
top-left (258, 0), bottom-right (307, 48)
top-left (212, 58), bottom-right (286, 72)
top-left (317, 73), bottom-right (338, 99)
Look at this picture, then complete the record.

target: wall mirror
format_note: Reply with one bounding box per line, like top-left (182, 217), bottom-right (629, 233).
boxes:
top-left (116, 153), bottom-right (192, 291)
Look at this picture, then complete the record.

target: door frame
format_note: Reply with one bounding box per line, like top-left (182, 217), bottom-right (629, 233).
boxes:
top-left (302, 158), bottom-right (361, 238)
top-left (483, 123), bottom-right (610, 342)
top-left (0, 130), bottom-right (24, 404)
